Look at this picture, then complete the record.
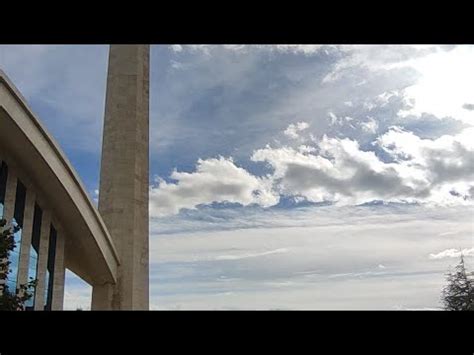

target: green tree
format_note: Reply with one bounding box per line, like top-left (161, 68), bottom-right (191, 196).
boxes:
top-left (441, 254), bottom-right (474, 311)
top-left (0, 218), bottom-right (37, 311)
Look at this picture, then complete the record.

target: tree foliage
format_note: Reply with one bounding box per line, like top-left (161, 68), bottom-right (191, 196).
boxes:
top-left (441, 254), bottom-right (474, 311)
top-left (0, 218), bottom-right (37, 311)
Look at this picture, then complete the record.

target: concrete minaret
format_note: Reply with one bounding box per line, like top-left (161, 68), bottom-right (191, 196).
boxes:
top-left (92, 45), bottom-right (149, 310)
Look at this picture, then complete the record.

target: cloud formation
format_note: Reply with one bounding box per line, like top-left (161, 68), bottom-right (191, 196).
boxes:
top-left (215, 248), bottom-right (289, 261)
top-left (284, 121), bottom-right (310, 139)
top-left (170, 45), bottom-right (328, 55)
top-left (150, 123), bottom-right (474, 216)
top-left (149, 157), bottom-right (278, 217)
top-left (377, 126), bottom-right (474, 202)
top-left (462, 103), bottom-right (474, 111)
top-left (429, 248), bottom-right (474, 260)
top-left (148, 204), bottom-right (473, 309)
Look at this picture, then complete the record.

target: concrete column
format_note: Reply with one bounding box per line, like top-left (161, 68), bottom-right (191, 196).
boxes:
top-left (51, 227), bottom-right (65, 310)
top-left (0, 153), bottom-right (10, 294)
top-left (16, 188), bottom-right (36, 287)
top-left (1, 167), bottom-right (17, 293)
top-left (33, 209), bottom-right (51, 310)
top-left (91, 282), bottom-right (115, 310)
top-left (92, 45), bottom-right (149, 310)
top-left (2, 167), bottom-right (17, 222)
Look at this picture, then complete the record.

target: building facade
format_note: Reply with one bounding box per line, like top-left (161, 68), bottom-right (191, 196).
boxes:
top-left (0, 44), bottom-right (149, 310)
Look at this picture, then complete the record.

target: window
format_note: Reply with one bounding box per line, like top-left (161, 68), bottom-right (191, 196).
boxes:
top-left (44, 224), bottom-right (57, 310)
top-left (6, 179), bottom-right (26, 293)
top-left (25, 203), bottom-right (43, 310)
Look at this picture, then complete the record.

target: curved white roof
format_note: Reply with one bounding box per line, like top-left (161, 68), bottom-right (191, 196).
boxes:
top-left (0, 69), bottom-right (119, 285)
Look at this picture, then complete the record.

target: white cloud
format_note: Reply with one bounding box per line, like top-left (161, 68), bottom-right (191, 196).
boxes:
top-left (215, 248), bottom-right (288, 260)
top-left (429, 248), bottom-right (474, 260)
top-left (377, 126), bottom-right (474, 203)
top-left (170, 45), bottom-right (327, 56)
top-left (322, 45), bottom-right (446, 83)
top-left (149, 123), bottom-right (474, 217)
top-left (271, 45), bottom-right (326, 55)
top-left (318, 45), bottom-right (474, 125)
top-left (170, 45), bottom-right (183, 52)
top-left (149, 205), bottom-right (473, 309)
top-left (393, 46), bottom-right (474, 124)
top-left (284, 121), bottom-right (310, 139)
top-left (251, 124), bottom-right (474, 207)
top-left (359, 116), bottom-right (378, 133)
top-left (170, 60), bottom-right (185, 70)
top-left (149, 156), bottom-right (279, 217)
top-left (252, 134), bottom-right (429, 205)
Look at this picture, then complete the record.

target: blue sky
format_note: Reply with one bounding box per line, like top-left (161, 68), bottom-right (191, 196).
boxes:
top-left (0, 45), bottom-right (473, 309)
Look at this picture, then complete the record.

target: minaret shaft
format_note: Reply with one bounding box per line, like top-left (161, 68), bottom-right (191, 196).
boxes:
top-left (92, 45), bottom-right (149, 310)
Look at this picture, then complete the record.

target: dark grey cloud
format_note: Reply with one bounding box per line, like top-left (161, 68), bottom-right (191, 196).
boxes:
top-left (378, 127), bottom-right (474, 189)
top-left (426, 142), bottom-right (474, 185)
top-left (282, 162), bottom-right (424, 199)
top-left (462, 103), bottom-right (474, 111)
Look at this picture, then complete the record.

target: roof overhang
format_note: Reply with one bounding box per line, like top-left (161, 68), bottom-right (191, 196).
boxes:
top-left (0, 70), bottom-right (119, 285)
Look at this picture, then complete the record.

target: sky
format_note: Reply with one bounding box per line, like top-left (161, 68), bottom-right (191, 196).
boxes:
top-left (0, 45), bottom-right (473, 310)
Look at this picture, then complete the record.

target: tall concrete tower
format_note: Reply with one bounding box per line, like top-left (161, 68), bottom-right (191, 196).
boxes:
top-left (91, 45), bottom-right (150, 310)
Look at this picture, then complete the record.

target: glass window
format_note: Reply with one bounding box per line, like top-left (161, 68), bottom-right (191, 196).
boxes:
top-left (44, 224), bottom-right (57, 311)
top-left (6, 180), bottom-right (26, 292)
top-left (25, 203), bottom-right (43, 310)
top-left (0, 161), bottom-right (7, 218)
